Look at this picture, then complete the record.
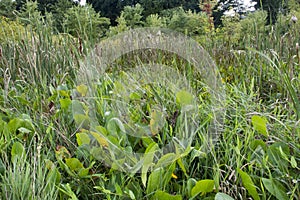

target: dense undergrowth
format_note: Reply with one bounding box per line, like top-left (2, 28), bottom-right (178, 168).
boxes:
top-left (0, 1), bottom-right (300, 200)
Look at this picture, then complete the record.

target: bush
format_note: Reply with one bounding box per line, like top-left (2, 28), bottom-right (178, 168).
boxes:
top-left (0, 17), bottom-right (27, 44)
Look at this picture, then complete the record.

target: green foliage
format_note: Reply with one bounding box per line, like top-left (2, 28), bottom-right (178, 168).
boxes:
top-left (251, 115), bottom-right (268, 136)
top-left (191, 179), bottom-right (215, 197)
top-left (121, 3), bottom-right (144, 28)
top-left (108, 13), bottom-right (128, 35)
top-left (0, 0), bottom-right (16, 19)
top-left (63, 4), bottom-right (110, 40)
top-left (51, 0), bottom-right (75, 32)
top-left (168, 7), bottom-right (211, 36)
top-left (0, 1), bottom-right (300, 199)
top-left (219, 14), bottom-right (242, 47)
top-left (145, 14), bottom-right (166, 27)
top-left (237, 169), bottom-right (259, 200)
top-left (17, 0), bottom-right (43, 27)
top-left (0, 17), bottom-right (27, 43)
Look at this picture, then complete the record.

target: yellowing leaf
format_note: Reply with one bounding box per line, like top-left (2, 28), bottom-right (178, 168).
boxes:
top-left (76, 132), bottom-right (90, 146)
top-left (76, 84), bottom-right (88, 97)
top-left (176, 90), bottom-right (194, 107)
top-left (65, 158), bottom-right (84, 171)
top-left (90, 131), bottom-right (108, 147)
top-left (149, 108), bottom-right (164, 136)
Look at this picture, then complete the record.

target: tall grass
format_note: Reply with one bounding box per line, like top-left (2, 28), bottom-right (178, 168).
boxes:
top-left (0, 6), bottom-right (299, 200)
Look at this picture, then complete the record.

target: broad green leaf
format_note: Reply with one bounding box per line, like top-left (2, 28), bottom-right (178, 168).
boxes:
top-left (115, 183), bottom-right (123, 195)
top-left (128, 190), bottom-right (135, 200)
top-left (262, 178), bottom-right (288, 200)
top-left (290, 156), bottom-right (297, 168)
top-left (191, 179), bottom-right (215, 197)
top-left (107, 117), bottom-right (126, 135)
top-left (177, 158), bottom-right (187, 176)
top-left (58, 90), bottom-right (70, 98)
top-left (237, 169), bottom-right (259, 200)
top-left (154, 153), bottom-right (177, 169)
top-left (8, 117), bottom-right (34, 134)
top-left (250, 140), bottom-right (267, 152)
top-left (57, 84), bottom-right (69, 97)
top-left (190, 148), bottom-right (206, 162)
top-left (11, 141), bottom-right (25, 161)
top-left (162, 161), bottom-right (176, 189)
top-left (72, 100), bottom-right (85, 115)
top-left (60, 98), bottom-right (72, 109)
top-left (176, 90), bottom-right (194, 107)
top-left (76, 132), bottom-right (90, 146)
top-left (215, 193), bottom-right (235, 200)
top-left (18, 127), bottom-right (32, 134)
top-left (73, 114), bottom-right (90, 129)
top-left (47, 167), bottom-right (61, 184)
top-left (94, 125), bottom-right (108, 136)
top-left (129, 92), bottom-right (142, 100)
top-left (76, 84), bottom-right (88, 97)
top-left (187, 178), bottom-right (197, 197)
top-left (65, 158), bottom-right (84, 171)
top-left (151, 190), bottom-right (182, 200)
top-left (251, 115), bottom-right (268, 136)
top-left (146, 167), bottom-right (164, 194)
top-left (78, 168), bottom-right (89, 177)
top-left (142, 143), bottom-right (158, 187)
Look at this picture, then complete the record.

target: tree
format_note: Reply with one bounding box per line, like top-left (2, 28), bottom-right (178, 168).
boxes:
top-left (168, 7), bottom-right (211, 36)
top-left (17, 0), bottom-right (43, 27)
top-left (87, 0), bottom-right (200, 25)
top-left (51, 0), bottom-right (76, 32)
top-left (254, 0), bottom-right (288, 23)
top-left (86, 0), bottom-right (123, 25)
top-left (63, 4), bottom-right (110, 40)
top-left (139, 0), bottom-right (200, 17)
top-left (213, 0), bottom-right (257, 26)
top-left (15, 0), bottom-right (76, 14)
top-left (122, 3), bottom-right (144, 28)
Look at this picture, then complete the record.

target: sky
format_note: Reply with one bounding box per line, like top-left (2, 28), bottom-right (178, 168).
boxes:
top-left (78, 0), bottom-right (256, 7)
top-left (77, 0), bottom-right (256, 16)
top-left (79, 0), bottom-right (86, 5)
top-left (223, 0), bottom-right (257, 16)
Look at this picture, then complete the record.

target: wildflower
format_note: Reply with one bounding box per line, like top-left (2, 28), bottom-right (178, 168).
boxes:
top-left (291, 15), bottom-right (297, 23)
top-left (171, 173), bottom-right (178, 179)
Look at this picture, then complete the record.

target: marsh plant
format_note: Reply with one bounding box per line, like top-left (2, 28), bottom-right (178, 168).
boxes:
top-left (0, 1), bottom-right (299, 199)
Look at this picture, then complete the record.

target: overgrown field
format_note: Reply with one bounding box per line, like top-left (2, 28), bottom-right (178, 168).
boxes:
top-left (0, 2), bottom-right (299, 200)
